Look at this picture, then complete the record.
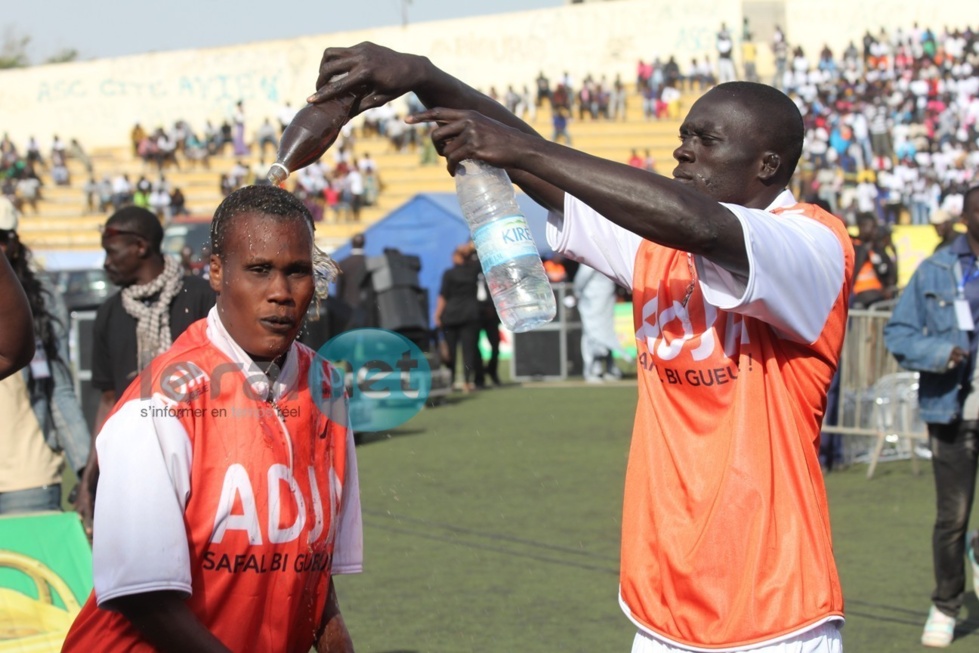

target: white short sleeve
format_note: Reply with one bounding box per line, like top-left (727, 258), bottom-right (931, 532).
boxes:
top-left (695, 204), bottom-right (846, 344)
top-left (546, 194), bottom-right (643, 290)
top-left (93, 395), bottom-right (193, 606)
top-left (331, 425), bottom-right (363, 575)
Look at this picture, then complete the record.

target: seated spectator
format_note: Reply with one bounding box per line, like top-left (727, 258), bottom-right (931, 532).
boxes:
top-left (16, 174), bottom-right (41, 214)
top-left (82, 176), bottom-right (99, 214)
top-left (25, 136), bottom-right (44, 169)
top-left (255, 118), bottom-right (279, 164)
top-left (51, 160), bottom-right (70, 186)
top-left (130, 124), bottom-right (146, 157)
top-left (219, 173), bottom-right (234, 197)
top-left (643, 149), bottom-right (657, 173)
top-left (228, 160), bottom-right (249, 188)
top-left (170, 187), bottom-right (187, 217)
top-left (155, 130), bottom-right (179, 170)
top-left (661, 85), bottom-right (682, 119)
top-left (148, 185), bottom-right (172, 223)
top-left (111, 173), bottom-right (133, 211)
top-left (277, 101), bottom-right (298, 134)
top-left (363, 169), bottom-right (380, 207)
top-left (50, 135), bottom-right (66, 165)
top-left (97, 176), bottom-right (113, 213)
top-left (68, 139), bottom-right (93, 174)
top-left (136, 135), bottom-right (159, 167)
top-left (324, 182), bottom-right (342, 222)
top-left (133, 175), bottom-right (151, 209)
top-left (183, 131), bottom-right (210, 169)
top-left (1, 178), bottom-right (21, 213)
top-left (344, 167), bottom-right (364, 222)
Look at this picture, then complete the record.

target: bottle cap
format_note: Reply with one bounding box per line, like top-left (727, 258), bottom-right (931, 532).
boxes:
top-left (267, 163), bottom-right (289, 185)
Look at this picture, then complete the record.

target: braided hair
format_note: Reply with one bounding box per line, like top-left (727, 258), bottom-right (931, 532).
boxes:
top-left (5, 233), bottom-right (62, 368)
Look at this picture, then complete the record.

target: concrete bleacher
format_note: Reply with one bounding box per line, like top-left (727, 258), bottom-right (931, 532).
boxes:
top-left (16, 88), bottom-right (697, 255)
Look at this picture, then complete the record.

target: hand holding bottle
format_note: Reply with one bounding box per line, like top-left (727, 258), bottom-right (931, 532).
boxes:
top-left (455, 159), bottom-right (555, 332)
top-left (406, 107), bottom-right (535, 176)
top-left (309, 42), bottom-right (430, 112)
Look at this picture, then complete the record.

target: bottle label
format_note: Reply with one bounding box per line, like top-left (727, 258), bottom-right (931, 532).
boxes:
top-left (471, 215), bottom-right (538, 269)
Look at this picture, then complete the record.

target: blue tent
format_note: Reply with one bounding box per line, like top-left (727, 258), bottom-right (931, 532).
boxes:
top-left (327, 193), bottom-right (553, 323)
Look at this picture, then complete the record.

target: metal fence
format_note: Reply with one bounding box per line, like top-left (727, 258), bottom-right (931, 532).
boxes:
top-left (824, 307), bottom-right (928, 478)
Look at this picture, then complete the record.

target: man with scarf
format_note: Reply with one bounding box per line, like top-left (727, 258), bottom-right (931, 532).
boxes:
top-left (76, 206), bottom-right (214, 532)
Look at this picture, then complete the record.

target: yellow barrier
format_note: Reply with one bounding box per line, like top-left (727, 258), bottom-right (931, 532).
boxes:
top-left (0, 550), bottom-right (80, 653)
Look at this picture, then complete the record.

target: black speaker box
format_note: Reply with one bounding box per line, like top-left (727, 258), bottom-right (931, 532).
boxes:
top-left (375, 287), bottom-right (428, 332)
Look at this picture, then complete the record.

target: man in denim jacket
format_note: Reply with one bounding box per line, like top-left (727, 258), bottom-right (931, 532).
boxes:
top-left (884, 185), bottom-right (979, 648)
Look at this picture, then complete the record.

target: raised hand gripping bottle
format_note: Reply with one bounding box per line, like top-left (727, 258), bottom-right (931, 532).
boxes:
top-left (455, 159), bottom-right (556, 332)
top-left (267, 82), bottom-right (358, 184)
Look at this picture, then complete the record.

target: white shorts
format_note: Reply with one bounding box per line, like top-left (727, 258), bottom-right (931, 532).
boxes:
top-left (631, 621), bottom-right (843, 653)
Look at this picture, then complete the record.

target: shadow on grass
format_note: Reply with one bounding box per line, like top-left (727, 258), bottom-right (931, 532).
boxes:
top-left (354, 428), bottom-right (427, 446)
top-left (426, 393), bottom-right (482, 407)
top-left (845, 594), bottom-right (979, 641)
top-left (958, 593), bottom-right (979, 639)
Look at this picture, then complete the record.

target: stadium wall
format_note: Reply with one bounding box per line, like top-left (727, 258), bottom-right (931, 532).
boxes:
top-left (0, 0), bottom-right (971, 149)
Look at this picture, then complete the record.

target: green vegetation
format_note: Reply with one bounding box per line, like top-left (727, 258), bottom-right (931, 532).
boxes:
top-left (0, 28), bottom-right (78, 68)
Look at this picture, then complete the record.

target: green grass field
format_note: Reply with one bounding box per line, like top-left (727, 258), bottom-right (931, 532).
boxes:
top-left (333, 381), bottom-right (979, 653)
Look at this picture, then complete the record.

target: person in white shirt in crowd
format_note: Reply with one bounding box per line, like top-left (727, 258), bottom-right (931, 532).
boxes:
top-left (277, 101), bottom-right (298, 134)
top-left (715, 23), bottom-right (736, 84)
top-left (854, 173), bottom-right (880, 217)
top-left (228, 160), bottom-right (249, 189)
top-left (296, 161), bottom-right (328, 198)
top-left (357, 153), bottom-right (376, 175)
top-left (254, 118), bottom-right (279, 164)
top-left (148, 185), bottom-right (172, 224)
top-left (344, 166), bottom-right (365, 222)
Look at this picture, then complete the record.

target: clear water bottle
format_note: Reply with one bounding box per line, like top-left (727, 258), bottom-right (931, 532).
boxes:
top-left (455, 159), bottom-right (556, 332)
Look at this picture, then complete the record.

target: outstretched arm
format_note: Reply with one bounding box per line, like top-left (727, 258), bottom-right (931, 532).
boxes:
top-left (309, 43), bottom-right (748, 276)
top-left (0, 254), bottom-right (34, 379)
top-left (309, 43), bottom-right (564, 213)
top-left (409, 107), bottom-right (746, 274)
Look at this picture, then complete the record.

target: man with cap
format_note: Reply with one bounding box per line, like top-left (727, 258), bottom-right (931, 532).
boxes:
top-left (0, 198), bottom-right (34, 379)
top-left (932, 209), bottom-right (960, 252)
top-left (76, 206), bottom-right (214, 532)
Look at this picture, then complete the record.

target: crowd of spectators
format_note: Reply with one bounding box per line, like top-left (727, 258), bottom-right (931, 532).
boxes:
top-left (125, 103), bottom-right (387, 224)
top-left (1, 130), bottom-right (192, 225)
top-left (4, 21), bottom-right (978, 242)
top-left (785, 23), bottom-right (979, 227)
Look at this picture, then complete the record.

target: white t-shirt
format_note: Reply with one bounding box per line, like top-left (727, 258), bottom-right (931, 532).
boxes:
top-left (546, 189), bottom-right (845, 345)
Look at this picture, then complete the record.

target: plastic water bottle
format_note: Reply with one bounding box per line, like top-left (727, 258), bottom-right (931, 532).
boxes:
top-left (454, 159), bottom-right (556, 332)
top-left (267, 78), bottom-right (358, 185)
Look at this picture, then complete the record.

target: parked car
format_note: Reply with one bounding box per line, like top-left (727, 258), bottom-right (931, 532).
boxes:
top-left (46, 268), bottom-right (118, 312)
top-left (162, 215), bottom-right (211, 275)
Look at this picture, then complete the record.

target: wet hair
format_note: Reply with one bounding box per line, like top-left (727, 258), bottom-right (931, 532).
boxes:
top-left (712, 82), bottom-right (805, 184)
top-left (4, 233), bottom-right (63, 372)
top-left (105, 206), bottom-right (164, 252)
top-left (210, 185), bottom-right (337, 296)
